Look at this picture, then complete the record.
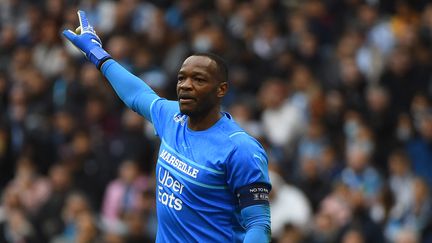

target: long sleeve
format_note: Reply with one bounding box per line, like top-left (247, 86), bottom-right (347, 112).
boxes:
top-left (241, 205), bottom-right (271, 243)
top-left (100, 59), bottom-right (161, 121)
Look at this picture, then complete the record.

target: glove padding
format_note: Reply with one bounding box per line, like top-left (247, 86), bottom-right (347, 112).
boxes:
top-left (62, 10), bottom-right (111, 69)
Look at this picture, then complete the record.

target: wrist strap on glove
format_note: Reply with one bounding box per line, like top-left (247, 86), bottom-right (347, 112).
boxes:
top-left (89, 47), bottom-right (112, 69)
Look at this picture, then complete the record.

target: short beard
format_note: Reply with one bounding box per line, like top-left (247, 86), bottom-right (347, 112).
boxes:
top-left (179, 101), bottom-right (214, 119)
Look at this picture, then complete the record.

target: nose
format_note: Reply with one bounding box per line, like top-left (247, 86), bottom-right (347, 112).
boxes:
top-left (178, 77), bottom-right (193, 90)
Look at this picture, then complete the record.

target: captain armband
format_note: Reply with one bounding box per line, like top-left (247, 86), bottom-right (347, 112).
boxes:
top-left (236, 183), bottom-right (271, 209)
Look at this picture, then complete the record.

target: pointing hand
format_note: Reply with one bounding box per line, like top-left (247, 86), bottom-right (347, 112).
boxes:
top-left (62, 10), bottom-right (111, 69)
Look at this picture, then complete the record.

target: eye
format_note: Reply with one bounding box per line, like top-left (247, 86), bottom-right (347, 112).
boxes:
top-left (177, 75), bottom-right (185, 82)
top-left (194, 77), bottom-right (206, 84)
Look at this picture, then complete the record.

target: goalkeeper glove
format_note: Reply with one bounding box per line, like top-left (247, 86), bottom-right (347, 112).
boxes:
top-left (62, 10), bottom-right (111, 69)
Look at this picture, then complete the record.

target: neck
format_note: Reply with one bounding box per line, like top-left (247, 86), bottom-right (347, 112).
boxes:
top-left (187, 107), bottom-right (222, 131)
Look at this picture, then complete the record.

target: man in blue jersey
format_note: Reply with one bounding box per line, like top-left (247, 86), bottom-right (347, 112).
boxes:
top-left (62, 11), bottom-right (271, 243)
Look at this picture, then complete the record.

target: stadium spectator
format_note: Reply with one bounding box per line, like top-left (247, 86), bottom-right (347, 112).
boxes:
top-left (102, 160), bottom-right (149, 225)
top-left (269, 170), bottom-right (311, 239)
top-left (5, 156), bottom-right (51, 215)
top-left (34, 163), bottom-right (74, 241)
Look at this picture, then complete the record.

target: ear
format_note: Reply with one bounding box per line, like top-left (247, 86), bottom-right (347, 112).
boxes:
top-left (217, 82), bottom-right (228, 98)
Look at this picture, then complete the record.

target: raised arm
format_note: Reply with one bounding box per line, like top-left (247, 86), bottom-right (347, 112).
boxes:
top-left (62, 10), bottom-right (160, 121)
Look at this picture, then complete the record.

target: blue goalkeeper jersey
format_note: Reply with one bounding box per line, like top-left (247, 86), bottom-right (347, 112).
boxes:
top-left (149, 98), bottom-right (271, 243)
top-left (100, 59), bottom-right (271, 242)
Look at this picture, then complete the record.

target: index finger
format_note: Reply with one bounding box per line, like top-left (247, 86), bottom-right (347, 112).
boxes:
top-left (77, 10), bottom-right (90, 30)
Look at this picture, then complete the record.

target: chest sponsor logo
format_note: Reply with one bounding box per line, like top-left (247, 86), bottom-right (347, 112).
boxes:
top-left (158, 167), bottom-right (184, 211)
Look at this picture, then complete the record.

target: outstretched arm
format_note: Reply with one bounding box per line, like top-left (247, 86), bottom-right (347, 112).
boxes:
top-left (62, 10), bottom-right (159, 121)
top-left (100, 60), bottom-right (160, 120)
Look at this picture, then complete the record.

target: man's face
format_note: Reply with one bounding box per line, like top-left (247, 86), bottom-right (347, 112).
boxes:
top-left (176, 56), bottom-right (226, 117)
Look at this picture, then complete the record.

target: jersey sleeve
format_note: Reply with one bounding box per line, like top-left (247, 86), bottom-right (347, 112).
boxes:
top-left (241, 205), bottom-right (271, 243)
top-left (101, 59), bottom-right (180, 137)
top-left (226, 136), bottom-right (271, 200)
top-left (149, 99), bottom-right (180, 137)
top-left (101, 59), bottom-right (161, 121)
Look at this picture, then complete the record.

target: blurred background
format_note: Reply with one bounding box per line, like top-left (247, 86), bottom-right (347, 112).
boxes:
top-left (0, 0), bottom-right (432, 242)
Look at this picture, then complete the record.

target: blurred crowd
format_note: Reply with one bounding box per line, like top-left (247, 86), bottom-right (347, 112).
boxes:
top-left (1, 0), bottom-right (432, 242)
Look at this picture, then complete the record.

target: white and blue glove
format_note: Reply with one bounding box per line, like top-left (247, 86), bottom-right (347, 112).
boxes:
top-left (62, 10), bottom-right (111, 69)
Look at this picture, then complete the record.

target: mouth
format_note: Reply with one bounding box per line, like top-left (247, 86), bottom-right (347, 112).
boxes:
top-left (178, 94), bottom-right (196, 103)
top-left (179, 98), bottom-right (194, 102)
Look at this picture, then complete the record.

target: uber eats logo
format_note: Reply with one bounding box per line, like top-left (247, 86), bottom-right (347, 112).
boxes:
top-left (158, 167), bottom-right (184, 211)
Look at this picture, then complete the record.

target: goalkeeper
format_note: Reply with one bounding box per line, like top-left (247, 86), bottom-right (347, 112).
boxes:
top-left (63, 10), bottom-right (271, 243)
